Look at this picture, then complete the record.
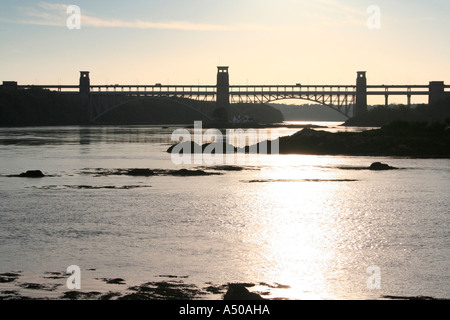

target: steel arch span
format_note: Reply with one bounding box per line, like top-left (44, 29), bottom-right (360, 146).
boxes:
top-left (229, 90), bottom-right (356, 118)
top-left (262, 96), bottom-right (353, 119)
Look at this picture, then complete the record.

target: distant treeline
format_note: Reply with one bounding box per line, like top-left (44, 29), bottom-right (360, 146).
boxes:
top-left (344, 98), bottom-right (450, 127)
top-left (0, 87), bottom-right (284, 127)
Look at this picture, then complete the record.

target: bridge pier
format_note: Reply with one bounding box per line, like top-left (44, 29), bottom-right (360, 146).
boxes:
top-left (216, 66), bottom-right (230, 122)
top-left (355, 71), bottom-right (368, 117)
top-left (429, 81), bottom-right (445, 105)
top-left (79, 71), bottom-right (91, 121)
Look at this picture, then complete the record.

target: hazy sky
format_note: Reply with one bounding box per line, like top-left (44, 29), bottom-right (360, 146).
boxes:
top-left (1, 0), bottom-right (449, 103)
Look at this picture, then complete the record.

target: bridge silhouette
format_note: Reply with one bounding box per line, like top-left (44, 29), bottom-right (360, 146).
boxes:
top-left (3, 67), bottom-right (449, 122)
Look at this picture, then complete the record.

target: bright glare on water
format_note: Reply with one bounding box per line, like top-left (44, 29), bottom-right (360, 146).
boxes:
top-left (0, 123), bottom-right (449, 300)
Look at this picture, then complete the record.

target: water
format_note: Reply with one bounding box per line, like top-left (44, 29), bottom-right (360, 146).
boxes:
top-left (0, 122), bottom-right (449, 300)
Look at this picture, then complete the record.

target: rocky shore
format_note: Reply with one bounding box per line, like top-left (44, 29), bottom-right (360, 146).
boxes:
top-left (166, 121), bottom-right (450, 158)
top-left (0, 271), bottom-right (278, 300)
top-left (1, 271), bottom-right (446, 300)
top-left (276, 123), bottom-right (449, 158)
top-left (258, 121), bottom-right (449, 158)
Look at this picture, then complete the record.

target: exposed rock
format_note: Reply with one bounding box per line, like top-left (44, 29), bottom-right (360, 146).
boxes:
top-left (125, 168), bottom-right (155, 176)
top-left (18, 170), bottom-right (45, 178)
top-left (98, 278), bottom-right (126, 285)
top-left (0, 290), bottom-right (35, 300)
top-left (223, 283), bottom-right (264, 300)
top-left (197, 165), bottom-right (246, 171)
top-left (170, 169), bottom-right (219, 176)
top-left (98, 291), bottom-right (122, 300)
top-left (116, 292), bottom-right (149, 300)
top-left (204, 284), bottom-right (228, 295)
top-left (61, 291), bottom-right (103, 300)
top-left (0, 272), bottom-right (21, 283)
top-left (369, 162), bottom-right (398, 171)
top-left (120, 281), bottom-right (205, 300)
top-left (81, 168), bottom-right (221, 177)
top-left (156, 275), bottom-right (189, 279)
top-left (18, 283), bottom-right (60, 291)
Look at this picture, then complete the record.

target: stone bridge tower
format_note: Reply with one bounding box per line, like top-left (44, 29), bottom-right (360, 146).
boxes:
top-left (355, 71), bottom-right (368, 117)
top-left (79, 71), bottom-right (91, 121)
top-left (217, 66), bottom-right (230, 122)
top-left (429, 81), bottom-right (445, 105)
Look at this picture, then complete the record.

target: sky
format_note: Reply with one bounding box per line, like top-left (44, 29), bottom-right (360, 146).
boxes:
top-left (0, 0), bottom-right (449, 104)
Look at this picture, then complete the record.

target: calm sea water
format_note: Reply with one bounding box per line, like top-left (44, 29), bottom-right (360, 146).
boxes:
top-left (0, 122), bottom-right (449, 300)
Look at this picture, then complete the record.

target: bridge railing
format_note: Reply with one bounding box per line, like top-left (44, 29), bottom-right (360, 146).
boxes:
top-left (90, 85), bottom-right (216, 92)
top-left (230, 85), bottom-right (356, 92)
top-left (13, 83), bottom-right (449, 94)
top-left (366, 85), bottom-right (430, 96)
top-left (16, 85), bottom-right (79, 93)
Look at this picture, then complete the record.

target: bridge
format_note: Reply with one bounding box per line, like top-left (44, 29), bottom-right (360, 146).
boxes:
top-left (2, 67), bottom-right (449, 122)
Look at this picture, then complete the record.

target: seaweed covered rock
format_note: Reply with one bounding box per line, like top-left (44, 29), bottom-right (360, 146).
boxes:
top-left (18, 170), bottom-right (45, 178)
top-left (125, 169), bottom-right (155, 176)
top-left (170, 169), bottom-right (217, 176)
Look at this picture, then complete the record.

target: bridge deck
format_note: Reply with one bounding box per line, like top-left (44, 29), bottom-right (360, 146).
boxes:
top-left (15, 84), bottom-right (446, 96)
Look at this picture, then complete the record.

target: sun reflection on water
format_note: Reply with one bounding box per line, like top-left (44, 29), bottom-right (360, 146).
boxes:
top-left (239, 155), bottom-right (357, 300)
